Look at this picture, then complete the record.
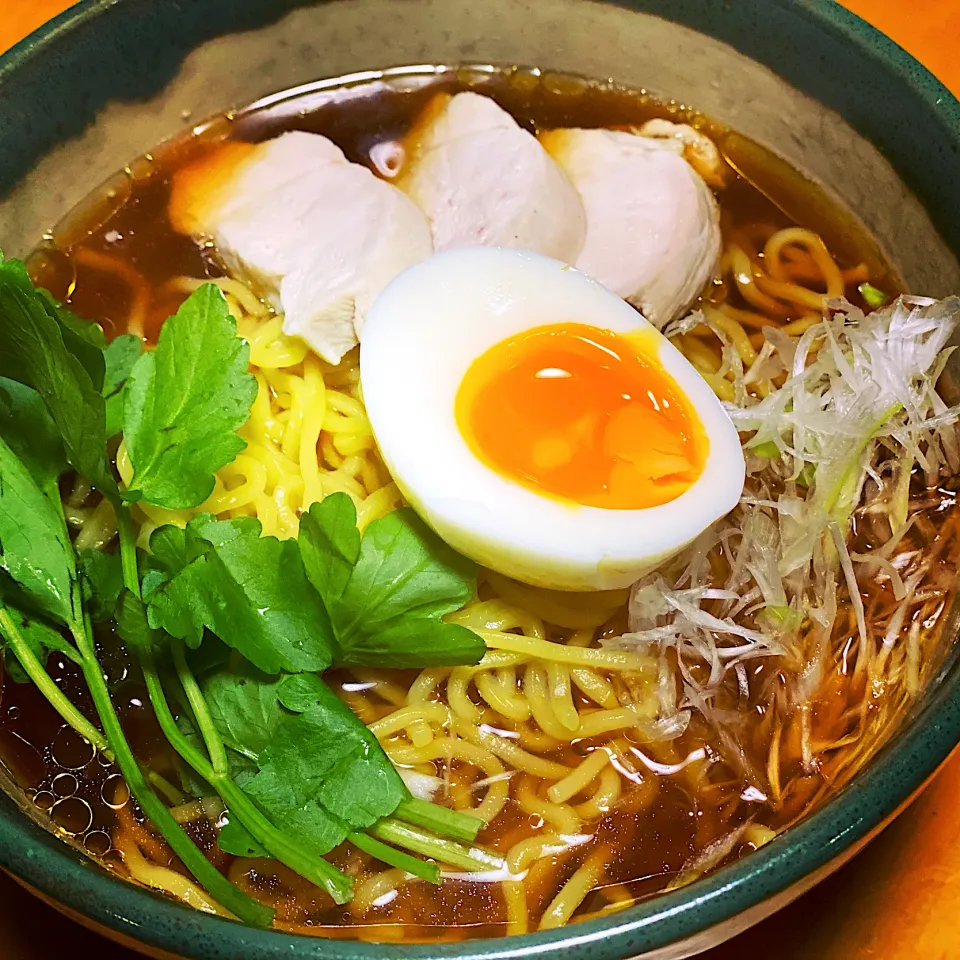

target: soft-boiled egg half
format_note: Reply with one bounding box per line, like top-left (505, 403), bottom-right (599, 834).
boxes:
top-left (361, 247), bottom-right (745, 591)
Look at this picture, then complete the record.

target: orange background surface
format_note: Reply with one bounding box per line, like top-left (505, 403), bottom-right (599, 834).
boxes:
top-left (3, 0), bottom-right (960, 97)
top-left (0, 1), bottom-right (76, 55)
top-left (2, 2), bottom-right (960, 959)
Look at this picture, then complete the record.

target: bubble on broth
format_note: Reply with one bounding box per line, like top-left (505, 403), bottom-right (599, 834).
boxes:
top-left (51, 772), bottom-right (79, 799)
top-left (52, 725), bottom-right (96, 771)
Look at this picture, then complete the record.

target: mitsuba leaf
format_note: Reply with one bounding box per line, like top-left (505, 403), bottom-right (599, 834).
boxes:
top-left (79, 549), bottom-right (124, 623)
top-left (0, 378), bottom-right (66, 486)
top-left (277, 675), bottom-right (407, 826)
top-left (348, 617), bottom-right (484, 668)
top-left (181, 630), bottom-right (232, 680)
top-left (217, 816), bottom-right (269, 858)
top-left (299, 495), bottom-right (484, 668)
top-left (102, 334), bottom-right (142, 438)
top-left (343, 505), bottom-right (477, 625)
top-left (150, 524), bottom-right (190, 565)
top-left (123, 285), bottom-right (257, 510)
top-left (115, 590), bottom-right (159, 654)
top-left (103, 334), bottom-right (142, 393)
top-left (140, 524), bottom-right (188, 605)
top-left (0, 434), bottom-right (76, 625)
top-left (204, 670), bottom-right (407, 859)
top-left (48, 295), bottom-right (107, 381)
top-left (144, 516), bottom-right (335, 674)
top-left (204, 665), bottom-right (284, 764)
top-left (173, 689), bottom-right (260, 798)
top-left (298, 493), bottom-right (360, 607)
top-left (0, 608), bottom-right (79, 683)
top-left (0, 253), bottom-right (113, 493)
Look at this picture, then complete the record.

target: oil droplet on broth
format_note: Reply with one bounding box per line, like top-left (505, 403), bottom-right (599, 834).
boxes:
top-left (51, 724), bottom-right (96, 770)
top-left (84, 830), bottom-right (112, 857)
top-left (101, 773), bottom-right (130, 810)
top-left (52, 772), bottom-right (79, 798)
top-left (50, 796), bottom-right (94, 836)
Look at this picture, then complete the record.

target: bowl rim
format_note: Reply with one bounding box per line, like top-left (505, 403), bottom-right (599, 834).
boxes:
top-left (2, 1), bottom-right (960, 958)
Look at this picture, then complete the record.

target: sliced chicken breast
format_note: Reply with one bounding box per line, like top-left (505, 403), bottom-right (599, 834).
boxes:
top-left (540, 127), bottom-right (721, 327)
top-left (397, 92), bottom-right (586, 262)
top-left (169, 131), bottom-right (433, 363)
top-left (635, 119), bottom-right (726, 189)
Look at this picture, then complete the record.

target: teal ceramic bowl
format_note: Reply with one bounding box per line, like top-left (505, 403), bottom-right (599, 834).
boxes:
top-left (2, 2), bottom-right (960, 958)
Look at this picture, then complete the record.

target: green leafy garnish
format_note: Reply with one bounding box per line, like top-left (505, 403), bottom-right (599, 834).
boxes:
top-left (0, 437), bottom-right (271, 925)
top-left (0, 433), bottom-right (76, 625)
top-left (78, 549), bottom-right (123, 623)
top-left (0, 263), bottom-right (494, 922)
top-left (858, 282), bottom-right (890, 309)
top-left (114, 590), bottom-right (158, 654)
top-left (102, 334), bottom-right (142, 438)
top-left (143, 516), bottom-right (336, 674)
top-left (209, 671), bottom-right (408, 858)
top-left (300, 495), bottom-right (485, 667)
top-left (0, 378), bottom-right (65, 487)
top-left (0, 609), bottom-right (80, 683)
top-left (0, 253), bottom-right (112, 492)
top-left (123, 285), bottom-right (256, 509)
top-left (298, 493), bottom-right (359, 605)
top-left (41, 292), bottom-right (107, 382)
top-left (203, 665), bottom-right (283, 766)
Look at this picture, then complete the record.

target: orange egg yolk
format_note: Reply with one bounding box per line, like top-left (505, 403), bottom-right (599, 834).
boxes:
top-left (455, 323), bottom-right (707, 510)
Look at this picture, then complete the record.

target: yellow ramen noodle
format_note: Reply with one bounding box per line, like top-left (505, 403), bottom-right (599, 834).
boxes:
top-left (97, 222), bottom-right (858, 932)
top-left (103, 273), bottom-right (667, 933)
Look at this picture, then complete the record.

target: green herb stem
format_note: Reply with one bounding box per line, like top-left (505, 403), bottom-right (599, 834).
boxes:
top-left (140, 654), bottom-right (353, 905)
top-left (0, 605), bottom-right (182, 805)
top-left (141, 656), bottom-right (213, 773)
top-left (348, 831), bottom-right (441, 884)
top-left (370, 819), bottom-right (503, 873)
top-left (0, 606), bottom-right (106, 752)
top-left (116, 505), bottom-right (142, 598)
top-left (69, 624), bottom-right (273, 927)
top-left (171, 640), bottom-right (228, 777)
top-left (394, 798), bottom-right (483, 844)
top-left (220, 785), bottom-right (353, 905)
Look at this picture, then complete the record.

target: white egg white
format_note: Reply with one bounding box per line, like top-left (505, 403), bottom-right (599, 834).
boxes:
top-left (360, 247), bottom-right (745, 591)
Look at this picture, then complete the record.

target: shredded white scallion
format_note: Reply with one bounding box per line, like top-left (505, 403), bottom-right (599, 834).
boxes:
top-left (607, 296), bottom-right (960, 769)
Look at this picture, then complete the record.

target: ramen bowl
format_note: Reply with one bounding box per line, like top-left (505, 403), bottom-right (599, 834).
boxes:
top-left (1, 2), bottom-right (960, 958)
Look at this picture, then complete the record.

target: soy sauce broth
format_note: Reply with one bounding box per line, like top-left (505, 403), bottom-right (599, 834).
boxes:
top-left (26, 65), bottom-right (899, 347)
top-left (2, 65), bottom-right (936, 943)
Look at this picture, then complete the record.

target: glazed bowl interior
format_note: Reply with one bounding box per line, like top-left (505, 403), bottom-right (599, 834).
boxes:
top-left (2, 2), bottom-right (960, 959)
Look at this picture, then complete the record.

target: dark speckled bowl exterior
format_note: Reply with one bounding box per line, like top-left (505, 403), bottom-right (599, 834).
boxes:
top-left (2, 2), bottom-right (960, 958)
